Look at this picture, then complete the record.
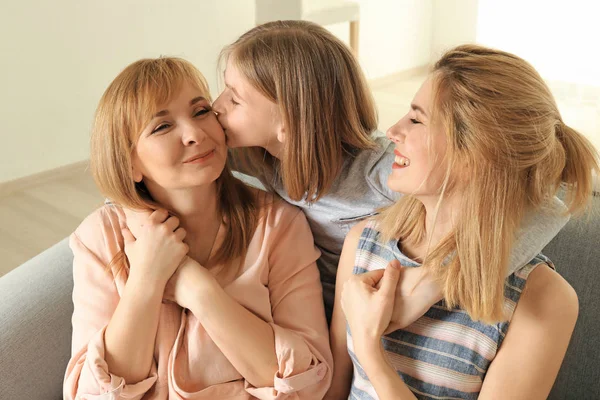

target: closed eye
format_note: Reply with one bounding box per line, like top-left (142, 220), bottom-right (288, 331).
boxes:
top-left (151, 123), bottom-right (171, 134)
top-left (194, 108), bottom-right (210, 117)
top-left (410, 118), bottom-right (421, 124)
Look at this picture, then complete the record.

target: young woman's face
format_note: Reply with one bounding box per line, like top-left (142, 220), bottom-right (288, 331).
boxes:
top-left (132, 83), bottom-right (227, 191)
top-left (386, 76), bottom-right (449, 196)
top-left (213, 59), bottom-right (285, 156)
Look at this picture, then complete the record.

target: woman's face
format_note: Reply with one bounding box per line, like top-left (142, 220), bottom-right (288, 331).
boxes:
top-left (213, 58), bottom-right (285, 157)
top-left (132, 83), bottom-right (227, 192)
top-left (386, 76), bottom-right (449, 196)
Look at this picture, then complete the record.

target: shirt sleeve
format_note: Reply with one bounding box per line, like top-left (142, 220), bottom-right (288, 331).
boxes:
top-left (507, 196), bottom-right (569, 274)
top-left (244, 205), bottom-right (333, 399)
top-left (63, 207), bottom-right (157, 400)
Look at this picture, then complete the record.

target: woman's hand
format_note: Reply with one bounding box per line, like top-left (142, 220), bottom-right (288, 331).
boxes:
top-left (341, 260), bottom-right (401, 347)
top-left (164, 256), bottom-right (218, 309)
top-left (383, 266), bottom-right (443, 334)
top-left (122, 208), bottom-right (188, 290)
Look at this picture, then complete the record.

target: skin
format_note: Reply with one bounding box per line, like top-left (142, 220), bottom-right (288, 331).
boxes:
top-left (213, 59), bottom-right (285, 157)
top-left (106, 83), bottom-right (279, 387)
top-left (326, 77), bottom-right (579, 399)
top-left (213, 59), bottom-right (443, 333)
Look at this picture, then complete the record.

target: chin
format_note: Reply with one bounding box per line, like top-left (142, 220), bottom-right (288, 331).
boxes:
top-left (386, 177), bottom-right (408, 194)
top-left (224, 135), bottom-right (240, 148)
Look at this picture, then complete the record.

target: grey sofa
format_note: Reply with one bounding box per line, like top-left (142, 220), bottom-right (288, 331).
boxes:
top-left (1, 192), bottom-right (599, 400)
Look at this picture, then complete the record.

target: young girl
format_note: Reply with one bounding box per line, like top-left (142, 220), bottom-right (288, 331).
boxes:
top-left (63, 57), bottom-right (332, 399)
top-left (329, 45), bottom-right (599, 399)
top-left (212, 20), bottom-right (569, 322)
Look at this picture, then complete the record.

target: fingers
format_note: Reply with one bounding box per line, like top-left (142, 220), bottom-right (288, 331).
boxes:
top-left (357, 269), bottom-right (385, 287)
top-left (149, 208), bottom-right (169, 223)
top-left (174, 227), bottom-right (187, 241)
top-left (379, 260), bottom-right (402, 297)
top-left (164, 215), bottom-right (180, 232)
top-left (121, 227), bottom-right (135, 243)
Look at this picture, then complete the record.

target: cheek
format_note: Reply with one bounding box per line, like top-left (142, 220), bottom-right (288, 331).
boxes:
top-left (137, 139), bottom-right (180, 172)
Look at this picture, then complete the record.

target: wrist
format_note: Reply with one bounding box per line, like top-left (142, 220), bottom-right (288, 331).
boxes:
top-left (354, 335), bottom-right (385, 363)
top-left (187, 277), bottom-right (222, 315)
top-left (126, 272), bottom-right (166, 299)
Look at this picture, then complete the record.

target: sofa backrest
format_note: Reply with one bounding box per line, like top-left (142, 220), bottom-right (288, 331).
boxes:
top-left (0, 238), bottom-right (74, 400)
top-left (543, 188), bottom-right (600, 399)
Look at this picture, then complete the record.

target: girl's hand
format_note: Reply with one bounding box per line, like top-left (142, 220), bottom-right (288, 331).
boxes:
top-left (164, 256), bottom-right (218, 310)
top-left (341, 260), bottom-right (402, 346)
top-left (122, 208), bottom-right (188, 290)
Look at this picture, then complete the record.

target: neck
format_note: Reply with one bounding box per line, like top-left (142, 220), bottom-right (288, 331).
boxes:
top-left (145, 181), bottom-right (222, 262)
top-left (415, 192), bottom-right (462, 251)
top-left (264, 138), bottom-right (284, 160)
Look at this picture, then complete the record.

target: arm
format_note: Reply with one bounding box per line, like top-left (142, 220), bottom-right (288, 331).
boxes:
top-left (384, 196), bottom-right (569, 334)
top-left (334, 220), bottom-right (417, 400)
top-left (478, 264), bottom-right (578, 399)
top-left (508, 197), bottom-right (569, 274)
top-left (325, 220), bottom-right (365, 400)
top-left (354, 342), bottom-right (417, 400)
top-left (183, 265), bottom-right (279, 388)
top-left (182, 206), bottom-right (332, 398)
top-left (64, 210), bottom-right (159, 400)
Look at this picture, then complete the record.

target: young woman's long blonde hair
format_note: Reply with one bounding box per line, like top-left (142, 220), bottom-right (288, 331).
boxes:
top-left (90, 57), bottom-right (258, 273)
top-left (221, 20), bottom-right (378, 201)
top-left (379, 45), bottom-right (599, 323)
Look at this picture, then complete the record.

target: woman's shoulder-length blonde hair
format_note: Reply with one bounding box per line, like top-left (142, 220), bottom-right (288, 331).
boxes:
top-left (222, 20), bottom-right (378, 202)
top-left (379, 44), bottom-right (599, 324)
top-left (91, 57), bottom-right (258, 272)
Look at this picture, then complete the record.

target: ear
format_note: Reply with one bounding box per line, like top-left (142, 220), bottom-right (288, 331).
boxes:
top-left (276, 123), bottom-right (286, 144)
top-left (131, 153), bottom-right (143, 183)
top-left (132, 165), bottom-right (143, 183)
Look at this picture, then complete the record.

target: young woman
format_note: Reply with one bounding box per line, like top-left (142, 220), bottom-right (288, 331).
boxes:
top-left (212, 20), bottom-right (570, 323)
top-left (63, 57), bottom-right (332, 399)
top-left (328, 45), bottom-right (599, 399)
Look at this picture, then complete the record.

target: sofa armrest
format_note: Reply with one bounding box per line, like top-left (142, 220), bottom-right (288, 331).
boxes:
top-left (0, 238), bottom-right (73, 400)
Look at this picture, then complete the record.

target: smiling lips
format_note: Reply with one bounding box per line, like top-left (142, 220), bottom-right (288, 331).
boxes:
top-left (393, 149), bottom-right (410, 168)
top-left (184, 149), bottom-right (215, 164)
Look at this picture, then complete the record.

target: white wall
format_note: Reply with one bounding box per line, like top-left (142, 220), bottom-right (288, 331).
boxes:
top-left (327, 0), bottom-right (433, 80)
top-left (477, 0), bottom-right (600, 86)
top-left (1, 0), bottom-right (439, 183)
top-left (430, 0), bottom-right (479, 60)
top-left (0, 0), bottom-right (255, 183)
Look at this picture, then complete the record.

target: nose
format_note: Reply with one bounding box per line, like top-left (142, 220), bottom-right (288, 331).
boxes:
top-left (213, 92), bottom-right (225, 115)
top-left (386, 118), bottom-right (405, 144)
top-left (181, 122), bottom-right (206, 146)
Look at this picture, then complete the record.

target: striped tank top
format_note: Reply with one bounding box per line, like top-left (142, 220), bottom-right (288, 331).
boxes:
top-left (347, 220), bottom-right (553, 400)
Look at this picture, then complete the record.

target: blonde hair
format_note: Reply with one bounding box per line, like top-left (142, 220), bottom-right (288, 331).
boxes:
top-left (379, 45), bottom-right (600, 323)
top-left (91, 57), bottom-right (258, 272)
top-left (221, 20), bottom-right (378, 201)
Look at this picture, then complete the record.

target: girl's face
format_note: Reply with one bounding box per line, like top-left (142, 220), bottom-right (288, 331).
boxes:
top-left (213, 59), bottom-right (285, 157)
top-left (132, 83), bottom-right (227, 192)
top-left (386, 76), bottom-right (449, 197)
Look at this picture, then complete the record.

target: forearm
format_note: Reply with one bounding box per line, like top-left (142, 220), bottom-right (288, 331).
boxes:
top-left (355, 339), bottom-right (417, 400)
top-left (325, 316), bottom-right (353, 399)
top-left (104, 278), bottom-right (163, 384)
top-left (189, 284), bottom-right (278, 388)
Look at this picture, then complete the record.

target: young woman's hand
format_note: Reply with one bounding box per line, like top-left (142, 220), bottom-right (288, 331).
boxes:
top-left (164, 256), bottom-right (218, 310)
top-left (122, 208), bottom-right (188, 290)
top-left (383, 266), bottom-right (443, 334)
top-left (341, 260), bottom-right (401, 347)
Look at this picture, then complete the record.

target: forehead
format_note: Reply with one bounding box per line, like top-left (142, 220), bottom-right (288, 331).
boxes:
top-left (413, 76), bottom-right (435, 109)
top-left (146, 79), bottom-right (208, 112)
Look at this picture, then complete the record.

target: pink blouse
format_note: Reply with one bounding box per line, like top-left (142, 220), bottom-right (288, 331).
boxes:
top-left (63, 196), bottom-right (332, 399)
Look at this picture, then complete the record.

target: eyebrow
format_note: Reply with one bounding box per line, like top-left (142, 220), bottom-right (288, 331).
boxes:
top-left (411, 103), bottom-right (428, 117)
top-left (152, 96), bottom-right (207, 118)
